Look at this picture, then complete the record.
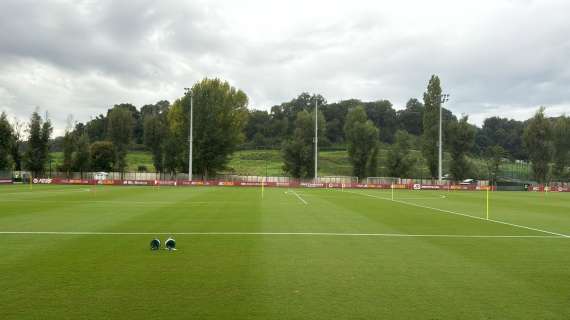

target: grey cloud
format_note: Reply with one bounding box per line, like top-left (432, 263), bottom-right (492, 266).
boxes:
top-left (1, 0), bottom-right (569, 135)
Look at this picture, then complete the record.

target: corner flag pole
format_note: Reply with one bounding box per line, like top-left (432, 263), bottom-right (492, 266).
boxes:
top-left (486, 185), bottom-right (490, 220)
top-left (314, 99), bottom-right (318, 182)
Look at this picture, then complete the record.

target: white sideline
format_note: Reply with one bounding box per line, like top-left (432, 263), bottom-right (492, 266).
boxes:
top-left (0, 231), bottom-right (565, 238)
top-left (288, 189), bottom-right (308, 205)
top-left (0, 188), bottom-right (91, 196)
top-left (343, 190), bottom-right (570, 238)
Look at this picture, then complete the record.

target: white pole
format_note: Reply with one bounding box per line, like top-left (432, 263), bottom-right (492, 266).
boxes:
top-left (189, 92), bottom-right (193, 181)
top-left (438, 98), bottom-right (443, 182)
top-left (314, 99), bottom-right (318, 182)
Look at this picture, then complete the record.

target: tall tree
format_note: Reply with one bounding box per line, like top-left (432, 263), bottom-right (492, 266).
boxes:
top-left (73, 133), bottom-right (90, 177)
top-left (244, 110), bottom-right (271, 147)
top-left (86, 115), bottom-right (106, 142)
top-left (363, 100), bottom-right (397, 143)
top-left (282, 110), bottom-right (326, 178)
top-left (397, 98), bottom-right (424, 136)
top-left (60, 131), bottom-right (74, 176)
top-left (386, 130), bottom-right (414, 178)
top-left (168, 78), bottom-right (249, 177)
top-left (321, 99), bottom-right (358, 143)
top-left (9, 118), bottom-right (24, 171)
top-left (144, 114), bottom-right (167, 172)
top-left (484, 145), bottom-right (507, 185)
top-left (60, 116), bottom-right (75, 176)
top-left (421, 75), bottom-right (443, 178)
top-left (163, 131), bottom-right (181, 176)
top-left (270, 93), bottom-right (326, 138)
top-left (344, 106), bottom-right (380, 179)
top-left (479, 117), bottom-right (526, 160)
top-left (448, 116), bottom-right (476, 181)
top-left (25, 111), bottom-right (52, 176)
top-left (90, 141), bottom-right (115, 172)
top-left (107, 106), bottom-right (134, 172)
top-left (523, 107), bottom-right (553, 183)
top-left (0, 112), bottom-right (13, 170)
top-left (552, 115), bottom-right (570, 180)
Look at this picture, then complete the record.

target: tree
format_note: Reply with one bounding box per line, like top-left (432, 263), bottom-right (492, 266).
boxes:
top-left (523, 107), bottom-right (553, 183)
top-left (144, 115), bottom-right (167, 172)
top-left (86, 115), bottom-right (106, 142)
top-left (0, 112), bottom-right (13, 170)
top-left (282, 110), bottom-right (326, 178)
top-left (270, 93), bottom-right (327, 138)
top-left (344, 106), bottom-right (379, 179)
top-left (168, 78), bottom-right (249, 178)
top-left (484, 145), bottom-right (507, 185)
top-left (552, 116), bottom-right (570, 181)
top-left (363, 100), bottom-right (397, 143)
top-left (60, 132), bottom-right (74, 176)
top-left (421, 75), bottom-right (443, 178)
top-left (397, 99), bottom-right (424, 136)
top-left (386, 130), bottom-right (414, 178)
top-left (244, 110), bottom-right (271, 147)
top-left (448, 116), bottom-right (476, 181)
top-left (479, 117), bottom-right (526, 160)
top-left (107, 106), bottom-right (134, 173)
top-left (90, 141), bottom-right (115, 171)
top-left (60, 117), bottom-right (75, 176)
top-left (9, 118), bottom-right (24, 171)
top-left (163, 131), bottom-right (181, 176)
top-left (25, 111), bottom-right (52, 176)
top-left (322, 99), bottom-right (360, 143)
top-left (73, 133), bottom-right (90, 176)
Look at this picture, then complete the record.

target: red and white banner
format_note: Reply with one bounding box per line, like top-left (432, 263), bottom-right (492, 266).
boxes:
top-left (21, 178), bottom-right (501, 192)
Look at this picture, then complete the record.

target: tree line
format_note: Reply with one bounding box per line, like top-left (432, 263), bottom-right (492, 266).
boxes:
top-left (0, 76), bottom-right (569, 182)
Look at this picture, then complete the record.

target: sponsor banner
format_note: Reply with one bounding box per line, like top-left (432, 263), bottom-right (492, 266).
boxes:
top-left (529, 185), bottom-right (570, 192)
top-left (32, 178), bottom-right (495, 191)
top-left (419, 185), bottom-right (441, 190)
top-left (56, 178), bottom-right (92, 185)
top-left (0, 179), bottom-right (13, 184)
top-left (33, 178), bottom-right (53, 184)
top-left (155, 180), bottom-right (177, 186)
top-left (300, 182), bottom-right (325, 188)
top-left (122, 180), bottom-right (153, 186)
top-left (97, 179), bottom-right (116, 185)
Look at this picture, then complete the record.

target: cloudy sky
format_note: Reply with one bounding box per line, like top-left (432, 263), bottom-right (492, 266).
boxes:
top-left (1, 0), bottom-right (569, 135)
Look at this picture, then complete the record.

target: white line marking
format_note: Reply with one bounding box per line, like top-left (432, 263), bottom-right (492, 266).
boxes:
top-left (344, 190), bottom-right (570, 238)
top-left (0, 199), bottom-right (292, 206)
top-left (1, 188), bottom-right (91, 196)
top-left (0, 231), bottom-right (565, 238)
top-left (288, 189), bottom-right (308, 205)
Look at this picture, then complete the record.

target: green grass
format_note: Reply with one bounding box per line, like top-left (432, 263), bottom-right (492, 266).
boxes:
top-left (50, 151), bottom-right (155, 172)
top-left (1, 185), bottom-right (568, 319)
top-left (48, 149), bottom-right (531, 179)
top-left (225, 149), bottom-right (429, 177)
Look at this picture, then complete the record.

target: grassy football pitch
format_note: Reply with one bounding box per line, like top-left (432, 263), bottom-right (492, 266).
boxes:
top-left (1, 184), bottom-right (569, 319)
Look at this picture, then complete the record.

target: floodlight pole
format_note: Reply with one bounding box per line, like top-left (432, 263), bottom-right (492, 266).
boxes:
top-left (438, 93), bottom-right (449, 182)
top-left (185, 88), bottom-right (193, 182)
top-left (314, 99), bottom-right (318, 182)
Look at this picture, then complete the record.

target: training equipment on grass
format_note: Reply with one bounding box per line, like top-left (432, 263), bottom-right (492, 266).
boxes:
top-left (150, 238), bottom-right (161, 250)
top-left (165, 237), bottom-right (176, 251)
